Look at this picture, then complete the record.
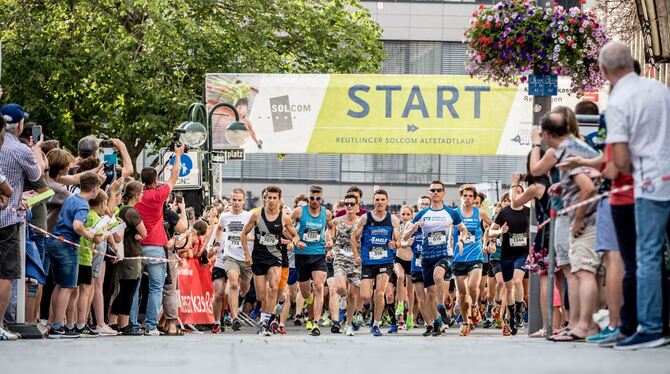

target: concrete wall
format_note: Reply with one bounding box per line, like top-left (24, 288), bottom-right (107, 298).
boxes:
top-left (360, 1), bottom-right (477, 42)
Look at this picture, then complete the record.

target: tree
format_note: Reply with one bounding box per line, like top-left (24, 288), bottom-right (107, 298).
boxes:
top-left (0, 0), bottom-right (384, 163)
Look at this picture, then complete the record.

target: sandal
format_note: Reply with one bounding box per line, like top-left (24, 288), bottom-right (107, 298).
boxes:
top-left (529, 328), bottom-right (546, 338)
top-left (166, 328), bottom-right (184, 336)
top-left (550, 331), bottom-right (585, 342)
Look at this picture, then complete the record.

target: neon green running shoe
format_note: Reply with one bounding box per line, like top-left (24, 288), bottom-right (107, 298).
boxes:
top-left (306, 320), bottom-right (314, 330)
top-left (406, 315), bottom-right (415, 330)
top-left (395, 303), bottom-right (405, 318)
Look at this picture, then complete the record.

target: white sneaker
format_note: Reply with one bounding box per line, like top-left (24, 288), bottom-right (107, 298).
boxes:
top-left (0, 326), bottom-right (18, 341)
top-left (94, 324), bottom-right (118, 336)
top-left (344, 324), bottom-right (355, 337)
top-left (145, 329), bottom-right (161, 336)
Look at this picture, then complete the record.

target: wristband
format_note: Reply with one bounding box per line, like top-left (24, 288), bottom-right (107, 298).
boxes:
top-left (532, 144), bottom-right (542, 148)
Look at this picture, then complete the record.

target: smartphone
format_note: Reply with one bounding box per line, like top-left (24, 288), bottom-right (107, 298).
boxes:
top-left (99, 139), bottom-right (114, 149)
top-left (32, 125), bottom-right (42, 142)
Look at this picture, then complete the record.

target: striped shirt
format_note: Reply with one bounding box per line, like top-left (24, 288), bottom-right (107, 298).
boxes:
top-left (0, 133), bottom-right (42, 228)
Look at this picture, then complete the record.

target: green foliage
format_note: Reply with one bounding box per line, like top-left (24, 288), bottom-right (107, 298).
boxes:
top-left (0, 0), bottom-right (383, 160)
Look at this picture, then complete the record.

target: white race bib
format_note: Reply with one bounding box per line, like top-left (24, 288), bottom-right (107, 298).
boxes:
top-left (464, 232), bottom-right (476, 244)
top-left (414, 257), bottom-right (422, 268)
top-left (427, 231), bottom-right (447, 246)
top-left (496, 237), bottom-right (502, 247)
top-left (302, 230), bottom-right (321, 243)
top-left (259, 233), bottom-right (279, 246)
top-left (228, 235), bottom-right (241, 247)
top-left (510, 233), bottom-right (528, 247)
top-left (369, 247), bottom-right (388, 260)
top-left (340, 247), bottom-right (354, 257)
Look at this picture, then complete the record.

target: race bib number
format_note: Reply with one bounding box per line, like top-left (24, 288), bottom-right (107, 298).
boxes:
top-left (510, 233), bottom-right (528, 247)
top-left (427, 232), bottom-right (447, 246)
top-left (259, 233), bottom-right (279, 246)
top-left (370, 247), bottom-right (388, 260)
top-left (302, 230), bottom-right (321, 243)
top-left (496, 237), bottom-right (502, 247)
top-left (414, 257), bottom-right (422, 268)
top-left (340, 247), bottom-right (354, 256)
top-left (464, 232), bottom-right (476, 244)
top-left (228, 235), bottom-right (241, 247)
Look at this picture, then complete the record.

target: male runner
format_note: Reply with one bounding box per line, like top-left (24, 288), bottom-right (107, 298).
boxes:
top-left (489, 186), bottom-right (530, 336)
top-left (351, 190), bottom-right (400, 337)
top-left (404, 181), bottom-right (467, 336)
top-left (452, 184), bottom-right (493, 336)
top-left (241, 185), bottom-right (299, 336)
top-left (209, 188), bottom-right (253, 331)
top-left (404, 196), bottom-right (430, 332)
top-left (290, 185), bottom-right (334, 336)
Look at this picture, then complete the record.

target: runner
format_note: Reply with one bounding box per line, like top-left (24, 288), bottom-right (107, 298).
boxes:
top-left (290, 185), bottom-right (335, 336)
top-left (351, 189), bottom-right (400, 337)
top-left (452, 184), bottom-right (493, 336)
top-left (404, 196), bottom-right (430, 332)
top-left (391, 205), bottom-right (415, 333)
top-left (209, 188), bottom-right (253, 332)
top-left (475, 192), bottom-right (492, 324)
top-left (332, 192), bottom-right (363, 336)
top-left (240, 185), bottom-right (299, 336)
top-left (485, 199), bottom-right (507, 330)
top-left (489, 186), bottom-right (531, 336)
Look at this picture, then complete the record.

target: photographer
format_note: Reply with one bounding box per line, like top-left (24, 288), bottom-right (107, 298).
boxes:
top-left (71, 136), bottom-right (133, 192)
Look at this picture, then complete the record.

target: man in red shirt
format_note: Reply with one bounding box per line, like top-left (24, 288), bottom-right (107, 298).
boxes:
top-left (130, 144), bottom-right (184, 336)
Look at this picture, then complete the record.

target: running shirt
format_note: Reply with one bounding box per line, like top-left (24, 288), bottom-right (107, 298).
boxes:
top-left (490, 213), bottom-right (502, 261)
top-left (480, 220), bottom-right (489, 264)
top-left (296, 205), bottom-right (327, 256)
top-left (360, 211), bottom-right (395, 265)
top-left (410, 225), bottom-right (424, 272)
top-left (252, 209), bottom-right (283, 265)
top-left (333, 218), bottom-right (355, 259)
top-left (412, 206), bottom-right (461, 260)
top-left (494, 206), bottom-right (531, 260)
top-left (453, 207), bottom-right (484, 263)
top-left (215, 210), bottom-right (252, 267)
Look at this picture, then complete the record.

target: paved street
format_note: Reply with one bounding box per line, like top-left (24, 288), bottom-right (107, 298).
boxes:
top-left (2, 325), bottom-right (669, 374)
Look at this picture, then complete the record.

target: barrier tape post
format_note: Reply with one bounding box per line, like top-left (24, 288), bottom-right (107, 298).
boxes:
top-left (17, 218), bottom-right (26, 324)
top-left (545, 207), bottom-right (557, 340)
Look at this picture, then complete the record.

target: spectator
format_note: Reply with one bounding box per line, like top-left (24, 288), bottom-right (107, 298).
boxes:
top-left (601, 41), bottom-right (670, 350)
top-left (0, 104), bottom-right (42, 341)
top-left (130, 144), bottom-right (184, 336)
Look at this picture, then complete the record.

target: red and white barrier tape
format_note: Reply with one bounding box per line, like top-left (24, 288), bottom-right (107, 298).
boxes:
top-left (537, 174), bottom-right (670, 229)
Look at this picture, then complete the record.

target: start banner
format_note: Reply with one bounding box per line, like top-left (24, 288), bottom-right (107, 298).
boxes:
top-left (205, 74), bottom-right (607, 156)
top-left (177, 258), bottom-right (215, 325)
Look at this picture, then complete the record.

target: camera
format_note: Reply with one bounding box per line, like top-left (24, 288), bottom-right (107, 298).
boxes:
top-left (169, 129), bottom-right (189, 153)
top-left (100, 139), bottom-right (114, 149)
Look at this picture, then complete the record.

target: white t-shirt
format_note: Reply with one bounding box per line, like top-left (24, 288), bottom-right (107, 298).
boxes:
top-left (605, 72), bottom-right (670, 201)
top-left (214, 210), bottom-right (252, 267)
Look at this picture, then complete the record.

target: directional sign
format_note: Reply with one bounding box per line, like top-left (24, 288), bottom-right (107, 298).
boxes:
top-left (528, 74), bottom-right (558, 96)
top-left (159, 151), bottom-right (201, 189)
top-left (212, 149), bottom-right (245, 164)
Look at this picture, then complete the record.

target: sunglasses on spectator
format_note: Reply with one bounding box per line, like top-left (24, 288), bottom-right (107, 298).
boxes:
top-left (309, 196), bottom-right (322, 201)
top-left (429, 188), bottom-right (444, 193)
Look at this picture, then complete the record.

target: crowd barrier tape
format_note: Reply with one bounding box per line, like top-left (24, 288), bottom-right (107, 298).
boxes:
top-left (537, 174), bottom-right (670, 229)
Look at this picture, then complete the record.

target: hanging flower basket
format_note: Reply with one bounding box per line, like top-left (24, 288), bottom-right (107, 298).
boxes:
top-left (464, 0), bottom-right (610, 95)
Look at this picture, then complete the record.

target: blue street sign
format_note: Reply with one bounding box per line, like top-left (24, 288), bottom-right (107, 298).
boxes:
top-left (169, 153), bottom-right (193, 177)
top-left (528, 74), bottom-right (558, 96)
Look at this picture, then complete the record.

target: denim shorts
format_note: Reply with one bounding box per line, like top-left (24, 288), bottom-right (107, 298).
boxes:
top-left (47, 237), bottom-right (79, 288)
top-left (91, 243), bottom-right (106, 278)
top-left (596, 198), bottom-right (619, 252)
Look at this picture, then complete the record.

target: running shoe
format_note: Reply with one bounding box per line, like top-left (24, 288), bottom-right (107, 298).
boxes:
top-left (321, 315), bottom-right (333, 327)
top-left (145, 329), bottom-right (161, 336)
top-left (431, 321), bottom-right (442, 337)
top-left (310, 326), bottom-right (321, 336)
top-left (120, 325), bottom-right (144, 336)
top-left (398, 319), bottom-right (406, 330)
top-left (586, 326), bottom-right (620, 343)
top-left (278, 326), bottom-right (287, 335)
top-left (270, 320), bottom-right (280, 334)
top-left (250, 307), bottom-right (261, 321)
top-left (371, 325), bottom-right (383, 337)
top-left (258, 325), bottom-right (272, 337)
top-left (395, 302), bottom-right (405, 318)
top-left (615, 332), bottom-right (667, 351)
top-left (502, 322), bottom-right (512, 336)
top-left (224, 315), bottom-right (233, 327)
top-left (482, 320), bottom-right (493, 329)
top-left (479, 303), bottom-right (487, 317)
top-left (339, 308), bottom-right (346, 322)
top-left (93, 324), bottom-right (118, 336)
top-left (353, 312), bottom-right (364, 330)
top-left (388, 324), bottom-right (398, 334)
top-left (0, 326), bottom-right (18, 341)
top-left (459, 322), bottom-right (472, 337)
top-left (305, 320), bottom-right (315, 330)
top-left (331, 321), bottom-right (342, 334)
top-left (454, 315), bottom-right (463, 324)
top-left (485, 304), bottom-right (493, 320)
top-left (492, 304), bottom-right (501, 320)
top-left (48, 325), bottom-right (78, 339)
top-left (509, 320), bottom-right (518, 336)
top-left (344, 324), bottom-right (355, 336)
top-left (495, 318), bottom-right (503, 329)
top-left (232, 318), bottom-right (242, 331)
top-left (406, 315), bottom-right (415, 331)
top-left (471, 306), bottom-right (481, 325)
top-left (293, 314), bottom-right (304, 326)
top-left (211, 324), bottom-right (222, 334)
top-left (422, 325), bottom-right (434, 337)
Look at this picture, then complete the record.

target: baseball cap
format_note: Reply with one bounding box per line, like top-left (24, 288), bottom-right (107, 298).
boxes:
top-left (0, 103), bottom-right (29, 124)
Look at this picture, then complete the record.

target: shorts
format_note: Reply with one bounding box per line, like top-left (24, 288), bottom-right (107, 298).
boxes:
top-left (452, 261), bottom-right (483, 277)
top-left (47, 237), bottom-right (79, 289)
top-left (482, 262), bottom-right (491, 277)
top-left (389, 271), bottom-right (398, 286)
top-left (596, 198), bottom-right (619, 252)
top-left (212, 266), bottom-right (227, 281)
top-left (500, 255), bottom-right (527, 282)
top-left (251, 260), bottom-right (282, 276)
top-left (421, 256), bottom-right (453, 287)
top-left (488, 259), bottom-right (502, 277)
top-left (395, 257), bottom-right (412, 275)
top-left (295, 254), bottom-right (328, 282)
top-left (333, 257), bottom-right (361, 287)
top-left (569, 225), bottom-right (601, 274)
top-left (288, 268), bottom-right (299, 286)
top-left (279, 267), bottom-right (289, 289)
top-left (223, 257), bottom-right (253, 283)
top-left (554, 214), bottom-right (571, 267)
top-left (0, 223), bottom-right (21, 279)
top-left (327, 261), bottom-right (335, 279)
top-left (91, 244), bottom-right (105, 278)
top-left (410, 271), bottom-right (424, 284)
top-left (78, 265), bottom-right (93, 285)
top-left (361, 263), bottom-right (394, 280)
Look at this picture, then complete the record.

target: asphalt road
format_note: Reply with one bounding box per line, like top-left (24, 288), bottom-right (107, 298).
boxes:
top-left (2, 324), bottom-right (669, 374)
